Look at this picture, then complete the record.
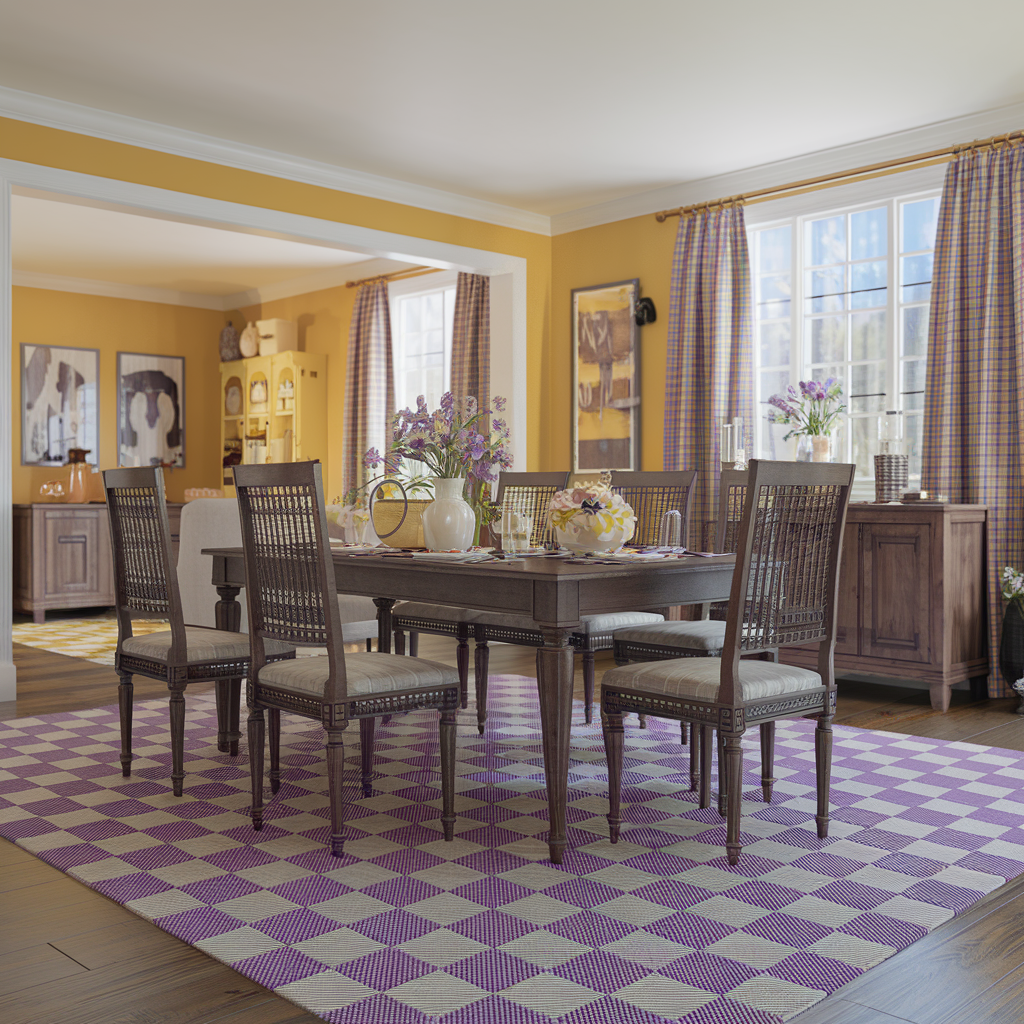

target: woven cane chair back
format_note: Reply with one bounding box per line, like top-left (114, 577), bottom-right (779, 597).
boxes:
top-left (104, 467), bottom-right (184, 636)
top-left (495, 472), bottom-right (570, 548)
top-left (234, 464), bottom-right (345, 687)
top-left (609, 471), bottom-right (696, 547)
top-left (729, 461), bottom-right (853, 655)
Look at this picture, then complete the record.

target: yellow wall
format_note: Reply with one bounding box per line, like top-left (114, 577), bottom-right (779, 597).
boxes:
top-left (12, 287), bottom-right (225, 503)
top-left (550, 213), bottom-right (677, 471)
top-left (234, 285), bottom-right (357, 502)
top-left (0, 117), bottom-right (553, 470)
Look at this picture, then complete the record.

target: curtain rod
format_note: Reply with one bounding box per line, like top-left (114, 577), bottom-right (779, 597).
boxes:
top-left (654, 129), bottom-right (1024, 222)
top-left (345, 266), bottom-right (443, 288)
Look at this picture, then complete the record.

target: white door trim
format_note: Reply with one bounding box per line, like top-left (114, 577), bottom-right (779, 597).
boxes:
top-left (0, 157), bottom-right (530, 698)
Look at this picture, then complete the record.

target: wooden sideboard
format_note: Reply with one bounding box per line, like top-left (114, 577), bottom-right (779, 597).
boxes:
top-left (13, 502), bottom-right (182, 623)
top-left (780, 503), bottom-right (988, 712)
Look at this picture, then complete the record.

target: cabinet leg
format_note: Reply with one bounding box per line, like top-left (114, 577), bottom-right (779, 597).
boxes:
top-left (33, 608), bottom-right (45, 625)
top-left (928, 682), bottom-right (952, 713)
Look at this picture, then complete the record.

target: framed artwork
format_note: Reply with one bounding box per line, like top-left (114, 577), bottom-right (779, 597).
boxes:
top-left (571, 278), bottom-right (641, 473)
top-left (21, 344), bottom-right (99, 466)
top-left (117, 352), bottom-right (186, 468)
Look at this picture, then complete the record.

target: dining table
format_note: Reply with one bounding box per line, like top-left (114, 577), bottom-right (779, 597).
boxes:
top-left (203, 547), bottom-right (736, 864)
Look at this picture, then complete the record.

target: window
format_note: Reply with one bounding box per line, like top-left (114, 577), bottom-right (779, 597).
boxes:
top-left (751, 193), bottom-right (940, 490)
top-left (389, 277), bottom-right (457, 414)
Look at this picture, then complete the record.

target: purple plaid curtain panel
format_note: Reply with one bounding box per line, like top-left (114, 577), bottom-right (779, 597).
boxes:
top-left (342, 279), bottom-right (394, 495)
top-left (451, 272), bottom-right (490, 406)
top-left (664, 204), bottom-right (754, 549)
top-left (923, 143), bottom-right (1024, 698)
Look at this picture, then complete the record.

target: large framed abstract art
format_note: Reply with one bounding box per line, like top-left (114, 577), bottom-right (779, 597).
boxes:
top-left (571, 278), bottom-right (641, 473)
top-left (21, 344), bottom-right (100, 466)
top-left (117, 352), bottom-right (186, 468)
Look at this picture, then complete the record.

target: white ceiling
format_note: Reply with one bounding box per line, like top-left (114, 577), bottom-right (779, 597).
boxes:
top-left (11, 194), bottom-right (392, 296)
top-left (1, 0), bottom-right (1023, 218)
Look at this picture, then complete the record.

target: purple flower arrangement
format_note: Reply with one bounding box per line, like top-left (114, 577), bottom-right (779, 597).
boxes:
top-left (365, 392), bottom-right (513, 482)
top-left (768, 377), bottom-right (845, 440)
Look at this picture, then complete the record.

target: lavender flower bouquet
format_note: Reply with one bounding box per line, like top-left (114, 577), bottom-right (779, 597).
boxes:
top-left (768, 378), bottom-right (845, 440)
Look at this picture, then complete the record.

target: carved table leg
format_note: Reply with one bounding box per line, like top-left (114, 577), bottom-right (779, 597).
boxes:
top-left (374, 598), bottom-right (395, 654)
top-left (215, 584), bottom-right (242, 633)
top-left (537, 627), bottom-right (575, 864)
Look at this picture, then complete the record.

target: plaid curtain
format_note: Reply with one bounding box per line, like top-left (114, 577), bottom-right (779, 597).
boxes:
top-left (451, 272), bottom-right (490, 407)
top-left (664, 204), bottom-right (754, 549)
top-left (342, 279), bottom-right (394, 495)
top-left (922, 143), bottom-right (1024, 698)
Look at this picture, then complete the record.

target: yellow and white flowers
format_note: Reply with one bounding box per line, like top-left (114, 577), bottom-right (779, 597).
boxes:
top-left (549, 483), bottom-right (636, 551)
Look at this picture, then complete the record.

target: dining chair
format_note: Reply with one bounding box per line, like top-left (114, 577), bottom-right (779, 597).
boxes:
top-left (104, 466), bottom-right (295, 797)
top-left (613, 470), bottom-right (762, 799)
top-left (391, 472), bottom-right (569, 730)
top-left (601, 459), bottom-right (854, 865)
top-left (233, 462), bottom-right (461, 856)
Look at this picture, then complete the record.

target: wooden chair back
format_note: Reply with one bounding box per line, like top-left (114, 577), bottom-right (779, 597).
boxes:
top-left (609, 470), bottom-right (696, 547)
top-left (233, 462), bottom-right (347, 700)
top-left (716, 469), bottom-right (749, 553)
top-left (103, 467), bottom-right (186, 659)
top-left (720, 460), bottom-right (854, 702)
top-left (495, 471), bottom-right (570, 548)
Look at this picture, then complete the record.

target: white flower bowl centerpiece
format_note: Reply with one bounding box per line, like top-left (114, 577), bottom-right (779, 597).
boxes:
top-left (548, 482), bottom-right (636, 554)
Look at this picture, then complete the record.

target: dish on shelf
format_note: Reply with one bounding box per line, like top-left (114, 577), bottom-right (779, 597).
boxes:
top-left (225, 385), bottom-right (242, 415)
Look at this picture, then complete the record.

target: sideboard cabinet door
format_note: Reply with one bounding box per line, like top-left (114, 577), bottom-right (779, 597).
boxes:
top-left (861, 522), bottom-right (932, 663)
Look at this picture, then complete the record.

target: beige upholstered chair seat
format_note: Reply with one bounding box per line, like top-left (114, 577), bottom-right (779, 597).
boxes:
top-left (395, 602), bottom-right (663, 635)
top-left (122, 626), bottom-right (294, 664)
top-left (603, 657), bottom-right (822, 702)
top-left (393, 602), bottom-right (476, 623)
top-left (614, 618), bottom-right (727, 651)
top-left (473, 609), bottom-right (664, 634)
top-left (258, 652), bottom-right (460, 697)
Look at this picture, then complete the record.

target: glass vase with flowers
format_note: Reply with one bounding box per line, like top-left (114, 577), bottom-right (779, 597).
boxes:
top-left (768, 378), bottom-right (846, 462)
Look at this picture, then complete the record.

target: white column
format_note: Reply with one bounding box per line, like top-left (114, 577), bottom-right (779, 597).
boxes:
top-left (0, 178), bottom-right (15, 700)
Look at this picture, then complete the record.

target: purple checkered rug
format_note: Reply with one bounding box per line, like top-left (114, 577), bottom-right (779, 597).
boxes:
top-left (2, 676), bottom-right (1024, 1023)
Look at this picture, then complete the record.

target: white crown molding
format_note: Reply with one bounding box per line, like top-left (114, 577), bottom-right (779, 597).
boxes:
top-left (13, 269), bottom-right (226, 309)
top-left (0, 86), bottom-right (552, 237)
top-left (223, 258), bottom-right (411, 310)
top-left (550, 99), bottom-right (1024, 235)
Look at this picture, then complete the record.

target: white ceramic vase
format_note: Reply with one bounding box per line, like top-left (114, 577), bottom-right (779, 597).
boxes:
top-left (422, 477), bottom-right (476, 551)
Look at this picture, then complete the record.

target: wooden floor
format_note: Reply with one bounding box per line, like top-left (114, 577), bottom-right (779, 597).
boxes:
top-left (3, 634), bottom-right (1024, 1024)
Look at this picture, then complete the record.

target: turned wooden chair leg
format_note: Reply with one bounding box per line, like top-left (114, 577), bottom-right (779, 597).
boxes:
top-left (680, 721), bottom-right (688, 745)
top-left (440, 710), bottom-right (457, 840)
top-left (215, 678), bottom-right (230, 753)
top-left (724, 732), bottom-right (744, 865)
top-left (717, 730), bottom-right (728, 818)
top-left (269, 708), bottom-right (281, 794)
top-left (227, 677), bottom-right (242, 757)
top-left (689, 722), bottom-right (700, 792)
top-left (394, 628), bottom-right (406, 656)
top-left (168, 684), bottom-right (186, 797)
top-left (474, 631), bottom-right (490, 735)
top-left (760, 722), bottom-right (776, 802)
top-left (326, 725), bottom-right (347, 857)
top-left (815, 714), bottom-right (834, 839)
top-left (698, 725), bottom-right (713, 809)
top-left (603, 711), bottom-right (625, 842)
top-left (248, 706), bottom-right (266, 831)
top-left (117, 671), bottom-right (134, 777)
top-left (409, 632), bottom-right (419, 657)
top-left (456, 627), bottom-right (470, 710)
top-left (583, 650), bottom-right (595, 724)
top-left (360, 718), bottom-right (375, 797)
top-left (638, 713), bottom-right (648, 729)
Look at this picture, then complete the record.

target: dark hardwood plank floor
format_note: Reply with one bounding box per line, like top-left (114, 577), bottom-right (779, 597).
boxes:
top-left (2, 634), bottom-right (1023, 1024)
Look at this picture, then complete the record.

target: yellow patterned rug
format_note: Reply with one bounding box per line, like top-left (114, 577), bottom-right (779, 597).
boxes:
top-left (12, 617), bottom-right (170, 666)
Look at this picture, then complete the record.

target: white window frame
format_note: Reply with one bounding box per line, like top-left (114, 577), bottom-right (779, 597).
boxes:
top-left (388, 269), bottom-right (459, 414)
top-left (748, 187), bottom-right (941, 497)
